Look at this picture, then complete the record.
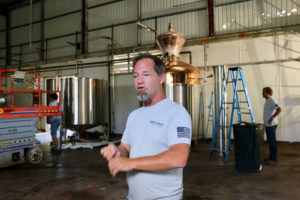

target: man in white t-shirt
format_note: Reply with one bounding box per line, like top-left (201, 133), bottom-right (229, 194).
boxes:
top-left (49, 93), bottom-right (61, 153)
top-left (262, 87), bottom-right (282, 165)
top-left (101, 53), bottom-right (191, 200)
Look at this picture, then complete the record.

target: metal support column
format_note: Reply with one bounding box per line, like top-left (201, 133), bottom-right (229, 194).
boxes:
top-left (81, 0), bottom-right (87, 55)
top-left (208, 0), bottom-right (214, 36)
top-left (213, 65), bottom-right (226, 155)
top-left (5, 11), bottom-right (11, 67)
top-left (137, 0), bottom-right (141, 46)
top-left (40, 0), bottom-right (45, 61)
top-left (154, 17), bottom-right (157, 45)
top-left (107, 25), bottom-right (115, 137)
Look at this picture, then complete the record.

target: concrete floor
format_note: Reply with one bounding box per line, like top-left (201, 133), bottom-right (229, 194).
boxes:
top-left (1, 141), bottom-right (300, 200)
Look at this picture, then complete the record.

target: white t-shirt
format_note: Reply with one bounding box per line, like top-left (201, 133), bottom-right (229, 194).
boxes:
top-left (263, 97), bottom-right (280, 127)
top-left (121, 99), bottom-right (192, 200)
top-left (49, 100), bottom-right (61, 121)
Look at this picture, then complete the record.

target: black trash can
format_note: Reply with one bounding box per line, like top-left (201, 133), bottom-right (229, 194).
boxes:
top-left (233, 122), bottom-right (264, 173)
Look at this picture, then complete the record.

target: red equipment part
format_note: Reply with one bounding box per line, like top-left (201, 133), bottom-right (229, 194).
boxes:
top-left (0, 69), bottom-right (61, 119)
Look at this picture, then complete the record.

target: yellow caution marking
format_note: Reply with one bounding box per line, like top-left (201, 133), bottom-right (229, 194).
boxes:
top-left (1, 141), bottom-right (10, 146)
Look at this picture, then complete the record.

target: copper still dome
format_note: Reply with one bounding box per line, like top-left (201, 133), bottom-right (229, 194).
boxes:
top-left (156, 22), bottom-right (201, 85)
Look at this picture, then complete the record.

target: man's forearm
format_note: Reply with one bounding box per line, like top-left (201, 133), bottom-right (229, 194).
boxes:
top-left (128, 144), bottom-right (189, 171)
top-left (107, 144), bottom-right (190, 177)
top-left (118, 143), bottom-right (130, 158)
top-left (272, 107), bottom-right (282, 119)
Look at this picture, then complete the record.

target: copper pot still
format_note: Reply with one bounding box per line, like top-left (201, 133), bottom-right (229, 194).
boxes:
top-left (156, 22), bottom-right (202, 142)
top-left (156, 22), bottom-right (201, 85)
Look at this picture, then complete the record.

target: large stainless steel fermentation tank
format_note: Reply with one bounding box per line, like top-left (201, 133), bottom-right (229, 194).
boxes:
top-left (46, 76), bottom-right (108, 131)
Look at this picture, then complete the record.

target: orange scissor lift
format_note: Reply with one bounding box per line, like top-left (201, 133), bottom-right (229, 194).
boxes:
top-left (0, 69), bottom-right (61, 167)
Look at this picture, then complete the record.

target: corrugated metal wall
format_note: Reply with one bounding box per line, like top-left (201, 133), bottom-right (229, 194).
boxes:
top-left (45, 0), bottom-right (81, 18)
top-left (46, 36), bottom-right (77, 60)
top-left (140, 19), bottom-right (155, 45)
top-left (114, 23), bottom-right (138, 47)
top-left (88, 28), bottom-right (112, 53)
top-left (45, 0), bottom-right (81, 61)
top-left (140, 0), bottom-right (208, 43)
top-left (7, 2), bottom-right (40, 66)
top-left (214, 0), bottom-right (300, 34)
top-left (88, 0), bottom-right (137, 28)
top-left (141, 0), bottom-right (207, 18)
top-left (88, 0), bottom-right (138, 49)
top-left (0, 0), bottom-right (300, 67)
top-left (45, 13), bottom-right (81, 38)
top-left (157, 11), bottom-right (208, 37)
top-left (10, 2), bottom-right (41, 27)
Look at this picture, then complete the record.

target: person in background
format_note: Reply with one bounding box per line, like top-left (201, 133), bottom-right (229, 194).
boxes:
top-left (49, 93), bottom-right (61, 153)
top-left (100, 53), bottom-right (192, 200)
top-left (262, 87), bottom-right (282, 165)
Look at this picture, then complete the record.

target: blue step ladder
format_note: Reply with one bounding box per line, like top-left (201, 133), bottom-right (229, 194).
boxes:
top-left (204, 91), bottom-right (214, 143)
top-left (209, 67), bottom-right (255, 162)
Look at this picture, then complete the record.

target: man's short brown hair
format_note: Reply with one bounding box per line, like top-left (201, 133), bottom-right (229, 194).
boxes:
top-left (132, 53), bottom-right (165, 75)
top-left (263, 87), bottom-right (273, 96)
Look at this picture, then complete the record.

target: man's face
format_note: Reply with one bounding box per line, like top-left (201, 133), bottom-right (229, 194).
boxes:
top-left (262, 89), bottom-right (268, 99)
top-left (133, 58), bottom-right (164, 102)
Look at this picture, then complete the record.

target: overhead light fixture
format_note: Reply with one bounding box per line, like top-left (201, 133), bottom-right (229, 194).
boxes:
top-left (136, 22), bottom-right (155, 32)
top-left (291, 8), bottom-right (297, 13)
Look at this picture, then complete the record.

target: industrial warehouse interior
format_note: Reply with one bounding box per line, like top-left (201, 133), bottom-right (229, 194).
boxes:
top-left (1, 0), bottom-right (300, 200)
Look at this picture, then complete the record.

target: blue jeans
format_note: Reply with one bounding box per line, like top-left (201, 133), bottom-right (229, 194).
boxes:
top-left (50, 119), bottom-right (61, 135)
top-left (265, 125), bottom-right (277, 162)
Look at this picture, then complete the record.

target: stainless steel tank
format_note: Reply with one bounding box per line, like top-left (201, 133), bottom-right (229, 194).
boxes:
top-left (157, 22), bottom-right (202, 142)
top-left (165, 84), bottom-right (191, 110)
top-left (214, 66), bottom-right (227, 155)
top-left (46, 76), bottom-right (108, 131)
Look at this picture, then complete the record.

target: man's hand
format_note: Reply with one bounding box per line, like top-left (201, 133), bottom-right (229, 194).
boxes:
top-left (108, 157), bottom-right (133, 177)
top-left (100, 143), bottom-right (120, 161)
top-left (268, 116), bottom-right (274, 124)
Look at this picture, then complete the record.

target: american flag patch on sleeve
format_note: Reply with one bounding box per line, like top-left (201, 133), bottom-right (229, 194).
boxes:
top-left (177, 127), bottom-right (191, 138)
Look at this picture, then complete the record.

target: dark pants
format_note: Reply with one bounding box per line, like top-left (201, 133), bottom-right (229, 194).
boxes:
top-left (265, 125), bottom-right (277, 162)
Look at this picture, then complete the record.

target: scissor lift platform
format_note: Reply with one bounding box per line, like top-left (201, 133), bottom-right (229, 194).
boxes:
top-left (0, 70), bottom-right (61, 167)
